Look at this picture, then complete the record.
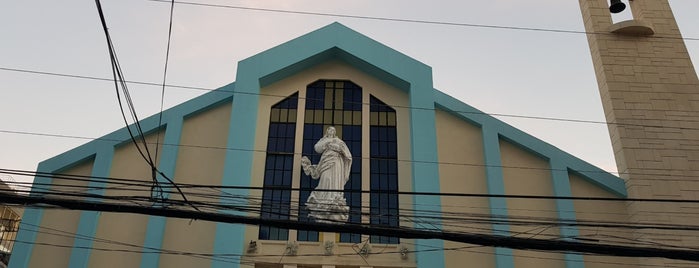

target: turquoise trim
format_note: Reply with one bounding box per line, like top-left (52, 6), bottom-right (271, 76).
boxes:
top-left (140, 117), bottom-right (185, 268)
top-left (482, 127), bottom-right (515, 268)
top-left (550, 158), bottom-right (585, 268)
top-left (68, 142), bottom-right (115, 268)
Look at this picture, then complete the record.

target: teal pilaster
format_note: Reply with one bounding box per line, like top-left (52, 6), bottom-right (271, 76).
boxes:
top-left (8, 162), bottom-right (54, 268)
top-left (140, 118), bottom-right (184, 267)
top-left (550, 158), bottom-right (585, 268)
top-left (211, 65), bottom-right (257, 268)
top-left (482, 127), bottom-right (515, 268)
top-left (409, 87), bottom-right (445, 267)
top-left (68, 142), bottom-right (115, 268)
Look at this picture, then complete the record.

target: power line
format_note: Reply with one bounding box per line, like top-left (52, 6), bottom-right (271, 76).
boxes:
top-left (9, 225), bottom-right (687, 268)
top-left (7, 180), bottom-right (699, 249)
top-left (12, 221), bottom-right (690, 268)
top-left (3, 127), bottom-right (699, 181)
top-left (3, 66), bottom-right (699, 133)
top-left (5, 168), bottom-right (699, 240)
top-left (4, 168), bottom-right (699, 205)
top-left (144, 0), bottom-right (699, 42)
top-left (93, 0), bottom-right (196, 210)
top-left (154, 0), bottom-right (176, 170)
top-left (3, 192), bottom-right (699, 261)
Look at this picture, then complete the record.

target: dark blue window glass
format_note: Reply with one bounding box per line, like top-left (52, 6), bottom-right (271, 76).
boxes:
top-left (369, 95), bottom-right (399, 244)
top-left (259, 93), bottom-right (298, 241)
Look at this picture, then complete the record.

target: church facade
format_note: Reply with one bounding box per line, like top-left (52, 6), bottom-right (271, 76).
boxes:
top-left (11, 22), bottom-right (639, 268)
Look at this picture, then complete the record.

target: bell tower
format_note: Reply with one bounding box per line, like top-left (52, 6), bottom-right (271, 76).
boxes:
top-left (578, 0), bottom-right (699, 266)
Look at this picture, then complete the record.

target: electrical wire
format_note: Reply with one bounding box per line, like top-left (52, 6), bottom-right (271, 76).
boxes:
top-left (93, 0), bottom-right (197, 210)
top-left (153, 0), bottom-right (176, 189)
top-left (3, 127), bottom-right (699, 182)
top-left (3, 191), bottom-right (699, 261)
top-left (5, 183), bottom-right (699, 254)
top-left (3, 170), bottom-right (699, 247)
top-left (143, 0), bottom-right (699, 42)
top-left (3, 168), bottom-right (698, 205)
top-left (3, 66), bottom-right (699, 133)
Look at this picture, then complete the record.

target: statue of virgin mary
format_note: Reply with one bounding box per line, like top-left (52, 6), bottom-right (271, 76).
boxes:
top-left (300, 126), bottom-right (352, 223)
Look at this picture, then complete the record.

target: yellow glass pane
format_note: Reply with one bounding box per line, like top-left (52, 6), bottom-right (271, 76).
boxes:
top-left (305, 109), bottom-right (314, 123)
top-left (334, 111), bottom-right (343, 125)
top-left (387, 112), bottom-right (396, 126)
top-left (270, 108), bottom-right (280, 122)
top-left (353, 111), bottom-right (362, 125)
top-left (334, 88), bottom-right (343, 110)
top-left (343, 111), bottom-right (353, 125)
top-left (288, 109), bottom-right (297, 123)
top-left (314, 109), bottom-right (324, 123)
top-left (279, 109), bottom-right (288, 123)
top-left (324, 110), bottom-right (333, 124)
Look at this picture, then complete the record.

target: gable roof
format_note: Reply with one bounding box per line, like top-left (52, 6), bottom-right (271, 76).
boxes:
top-left (37, 22), bottom-right (625, 197)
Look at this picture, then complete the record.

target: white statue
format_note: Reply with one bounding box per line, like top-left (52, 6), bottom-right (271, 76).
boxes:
top-left (300, 126), bottom-right (352, 223)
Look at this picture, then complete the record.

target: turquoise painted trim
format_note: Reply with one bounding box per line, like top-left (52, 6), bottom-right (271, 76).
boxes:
top-left (482, 127), bottom-right (515, 268)
top-left (68, 142), bottom-right (115, 268)
top-left (550, 158), bottom-right (585, 268)
top-left (140, 117), bottom-right (185, 268)
top-left (433, 91), bottom-right (626, 197)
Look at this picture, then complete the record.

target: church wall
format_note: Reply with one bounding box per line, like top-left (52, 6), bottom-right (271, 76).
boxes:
top-left (28, 160), bottom-right (93, 268)
top-left (499, 140), bottom-right (564, 268)
top-left (434, 109), bottom-right (495, 267)
top-left (88, 132), bottom-right (163, 267)
top-left (157, 102), bottom-right (232, 267)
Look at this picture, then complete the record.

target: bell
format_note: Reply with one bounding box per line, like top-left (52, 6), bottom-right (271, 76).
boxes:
top-left (609, 0), bottom-right (626, 13)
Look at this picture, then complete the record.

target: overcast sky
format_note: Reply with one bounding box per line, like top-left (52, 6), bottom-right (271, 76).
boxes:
top-left (1, 0), bottom-right (698, 186)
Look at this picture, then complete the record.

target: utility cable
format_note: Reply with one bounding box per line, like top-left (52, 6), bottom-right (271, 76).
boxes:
top-left (144, 0), bottom-right (699, 42)
top-left (3, 66), bottom-right (699, 132)
top-left (2, 191), bottom-right (699, 261)
top-left (3, 168), bottom-right (699, 205)
top-left (3, 127), bottom-right (699, 181)
top-left (93, 0), bottom-right (197, 210)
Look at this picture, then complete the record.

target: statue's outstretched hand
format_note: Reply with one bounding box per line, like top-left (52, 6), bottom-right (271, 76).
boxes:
top-left (301, 156), bottom-right (311, 168)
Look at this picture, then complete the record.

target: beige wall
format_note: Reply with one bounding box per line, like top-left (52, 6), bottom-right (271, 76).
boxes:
top-left (500, 140), bottom-right (564, 267)
top-left (88, 132), bottom-right (164, 267)
top-left (570, 173), bottom-right (636, 268)
top-left (29, 160), bottom-right (93, 268)
top-left (434, 109), bottom-right (495, 266)
top-left (158, 102), bottom-right (232, 267)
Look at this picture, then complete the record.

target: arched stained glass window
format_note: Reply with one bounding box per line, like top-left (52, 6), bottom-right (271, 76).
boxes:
top-left (258, 92), bottom-right (298, 240)
top-left (369, 95), bottom-right (399, 244)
